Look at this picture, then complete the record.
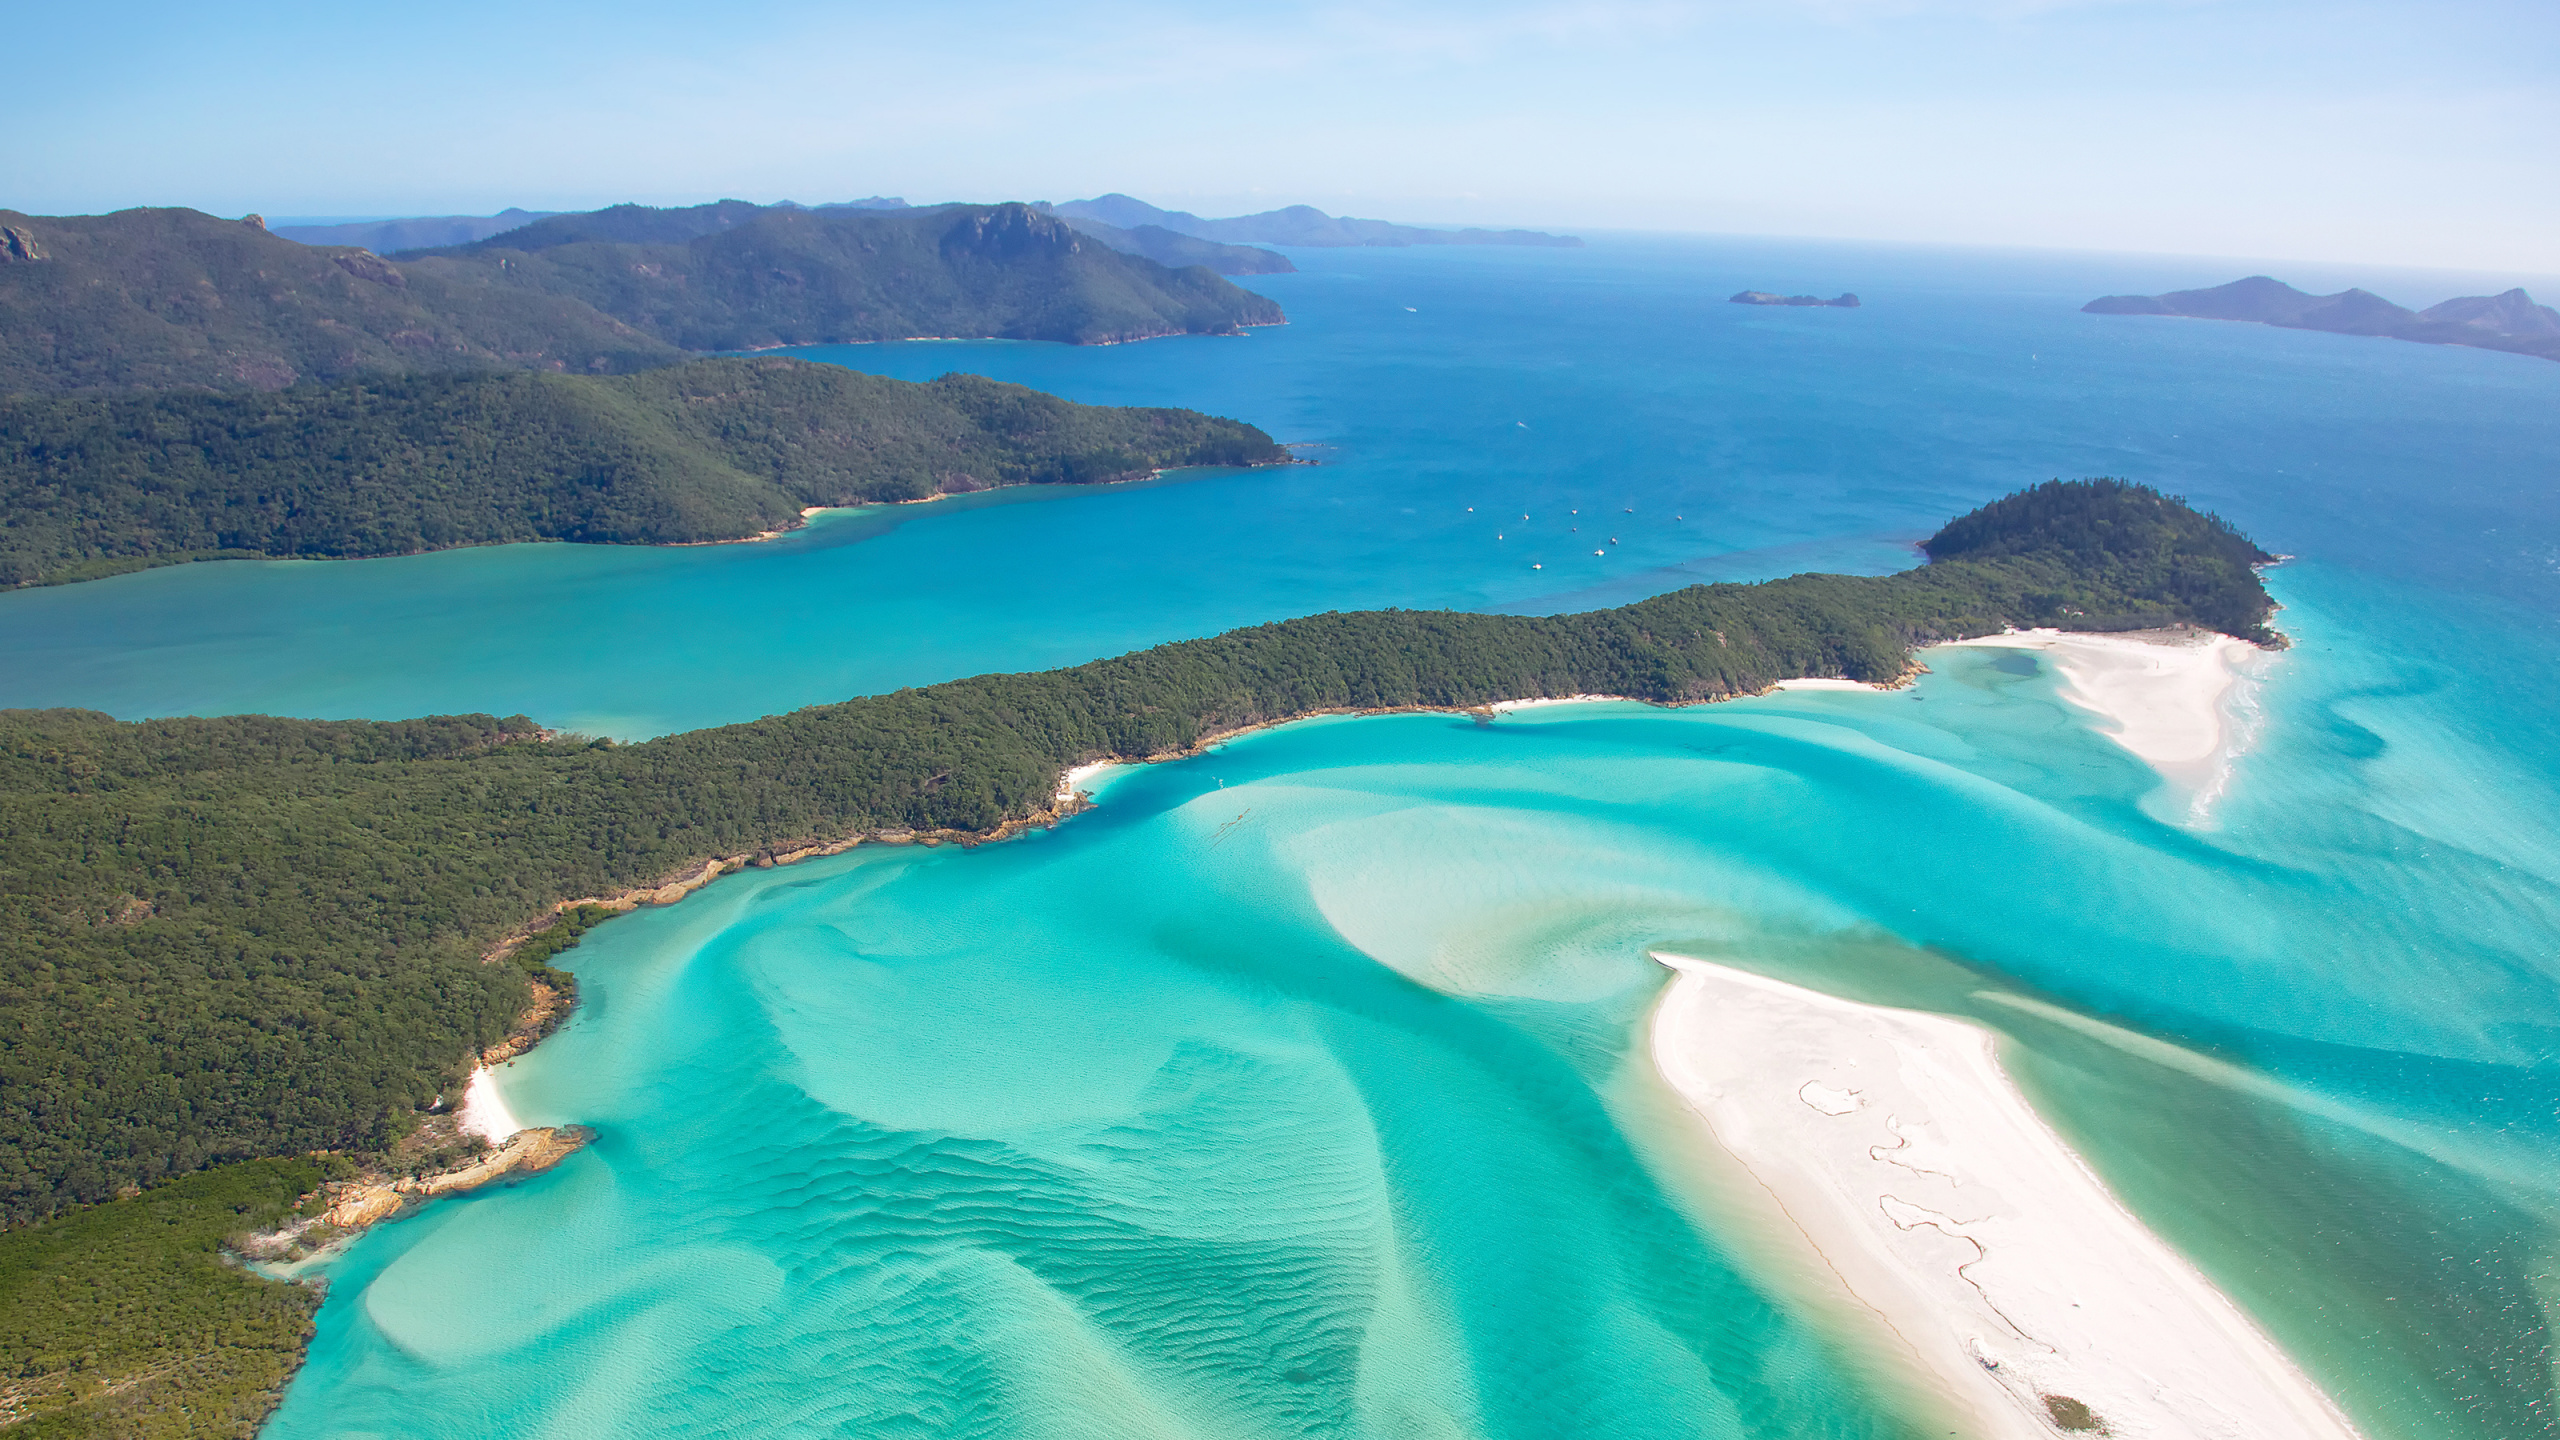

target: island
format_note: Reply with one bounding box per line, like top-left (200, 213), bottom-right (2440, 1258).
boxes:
top-left (0, 477), bottom-right (2282, 1431)
top-left (1052, 193), bottom-right (1583, 248)
top-left (2084, 275), bottom-right (2560, 363)
top-left (0, 200), bottom-right (1284, 394)
top-left (1730, 290), bottom-right (1860, 307)
top-left (0, 357), bottom-right (1286, 588)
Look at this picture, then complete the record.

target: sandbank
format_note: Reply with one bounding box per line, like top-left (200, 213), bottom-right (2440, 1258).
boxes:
top-left (1649, 953), bottom-right (2360, 1440)
top-left (1944, 628), bottom-right (2258, 790)
top-left (456, 1065), bottom-right (524, 1145)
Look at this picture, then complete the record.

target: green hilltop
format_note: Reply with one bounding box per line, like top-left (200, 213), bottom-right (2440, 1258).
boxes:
top-left (0, 202), bottom-right (1286, 395)
top-left (0, 207), bottom-right (675, 394)
top-left (0, 356), bottom-right (1285, 587)
top-left (403, 201), bottom-right (1285, 351)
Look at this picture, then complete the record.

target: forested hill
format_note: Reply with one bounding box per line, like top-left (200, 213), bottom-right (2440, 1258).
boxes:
top-left (0, 207), bottom-right (678, 393)
top-left (0, 357), bottom-right (1286, 587)
top-left (0, 203), bottom-right (1285, 394)
top-left (401, 201), bottom-right (1287, 351)
top-left (0, 479), bottom-right (2274, 1430)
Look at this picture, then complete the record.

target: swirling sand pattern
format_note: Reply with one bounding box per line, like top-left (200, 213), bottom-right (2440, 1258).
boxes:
top-left (270, 600), bottom-right (2560, 1439)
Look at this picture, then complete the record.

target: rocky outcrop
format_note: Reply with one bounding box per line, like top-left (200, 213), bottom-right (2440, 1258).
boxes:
top-left (0, 226), bottom-right (42, 263)
top-left (319, 1125), bottom-right (594, 1230)
top-left (330, 249), bottom-right (409, 288)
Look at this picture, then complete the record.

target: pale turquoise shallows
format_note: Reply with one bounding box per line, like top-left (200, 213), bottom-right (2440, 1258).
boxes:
top-left (264, 562), bottom-right (2560, 1440)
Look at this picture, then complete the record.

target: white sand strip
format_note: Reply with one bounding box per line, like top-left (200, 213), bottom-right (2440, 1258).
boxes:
top-left (1944, 629), bottom-right (2256, 787)
top-left (1775, 677), bottom-right (1882, 692)
top-left (1489, 693), bottom-right (1617, 712)
top-left (1649, 953), bottom-right (2361, 1440)
top-left (456, 1065), bottom-right (525, 1145)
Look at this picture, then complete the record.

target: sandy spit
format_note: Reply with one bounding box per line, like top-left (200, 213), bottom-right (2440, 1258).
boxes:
top-left (1648, 953), bottom-right (2361, 1440)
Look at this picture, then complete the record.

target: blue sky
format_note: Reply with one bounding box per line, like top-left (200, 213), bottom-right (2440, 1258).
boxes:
top-left (8, 0), bottom-right (2553, 271)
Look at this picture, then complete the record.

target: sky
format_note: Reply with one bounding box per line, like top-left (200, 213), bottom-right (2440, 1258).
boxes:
top-left (7, 0), bottom-right (2554, 273)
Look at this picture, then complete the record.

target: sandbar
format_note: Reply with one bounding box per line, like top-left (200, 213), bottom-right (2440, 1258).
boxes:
top-left (1945, 628), bottom-right (2257, 788)
top-left (1649, 953), bottom-right (2360, 1440)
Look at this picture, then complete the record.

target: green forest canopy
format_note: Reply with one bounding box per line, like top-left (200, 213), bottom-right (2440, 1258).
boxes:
top-left (0, 357), bottom-right (1285, 587)
top-left (0, 203), bottom-right (1284, 395)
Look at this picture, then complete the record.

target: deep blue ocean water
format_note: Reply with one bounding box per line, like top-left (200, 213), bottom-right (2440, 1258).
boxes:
top-left (9, 237), bottom-right (2557, 1437)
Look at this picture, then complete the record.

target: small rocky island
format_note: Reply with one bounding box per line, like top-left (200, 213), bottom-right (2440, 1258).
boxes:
top-left (1731, 290), bottom-right (1860, 308)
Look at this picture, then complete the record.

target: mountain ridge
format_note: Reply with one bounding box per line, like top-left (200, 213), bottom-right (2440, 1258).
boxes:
top-left (1053, 193), bottom-right (1582, 248)
top-left (0, 203), bottom-right (1284, 394)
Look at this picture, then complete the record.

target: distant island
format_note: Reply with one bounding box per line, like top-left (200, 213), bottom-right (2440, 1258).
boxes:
top-left (273, 207), bottom-right (562, 251)
top-left (2084, 276), bottom-right (2560, 364)
top-left (0, 356), bottom-right (1285, 587)
top-left (0, 201), bottom-right (1284, 393)
top-left (1731, 290), bottom-right (1860, 308)
top-left (1052, 193), bottom-right (1583, 249)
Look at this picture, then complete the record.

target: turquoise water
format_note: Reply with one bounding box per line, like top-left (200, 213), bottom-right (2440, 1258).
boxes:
top-left (4, 239), bottom-right (2554, 737)
top-left (10, 237), bottom-right (2558, 1435)
top-left (261, 604), bottom-right (2560, 1438)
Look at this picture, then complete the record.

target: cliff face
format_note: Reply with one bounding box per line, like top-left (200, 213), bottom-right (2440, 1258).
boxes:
top-left (2085, 276), bottom-right (2560, 363)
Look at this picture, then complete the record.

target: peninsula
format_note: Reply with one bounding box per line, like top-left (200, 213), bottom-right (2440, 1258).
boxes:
top-left (2084, 275), bottom-right (2560, 364)
top-left (0, 478), bottom-right (2278, 1432)
top-left (0, 356), bottom-right (1284, 587)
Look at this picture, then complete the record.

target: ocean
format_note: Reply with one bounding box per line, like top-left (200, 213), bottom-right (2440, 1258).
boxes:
top-left (11, 236), bottom-right (2556, 1437)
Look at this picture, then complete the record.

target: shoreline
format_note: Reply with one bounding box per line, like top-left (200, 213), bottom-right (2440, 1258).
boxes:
top-left (1648, 953), bottom-right (2362, 1440)
top-left (1946, 626), bottom-right (2270, 817)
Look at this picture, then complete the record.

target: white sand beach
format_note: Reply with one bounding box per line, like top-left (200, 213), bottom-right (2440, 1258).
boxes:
top-left (1053, 761), bottom-right (1116, 809)
top-left (1947, 628), bottom-right (2258, 789)
top-left (456, 1065), bottom-right (525, 1145)
top-left (1649, 953), bottom-right (2361, 1440)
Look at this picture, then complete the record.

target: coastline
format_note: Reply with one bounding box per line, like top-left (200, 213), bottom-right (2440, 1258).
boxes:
top-left (234, 614), bottom-right (2293, 1420)
top-left (1648, 953), bottom-right (2362, 1440)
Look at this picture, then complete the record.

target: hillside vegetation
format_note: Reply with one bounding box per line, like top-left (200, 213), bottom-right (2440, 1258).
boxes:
top-left (0, 1160), bottom-right (323, 1438)
top-left (0, 208), bottom-right (676, 394)
top-left (0, 203), bottom-right (1285, 394)
top-left (0, 356), bottom-right (1285, 586)
top-left (403, 201), bottom-right (1285, 351)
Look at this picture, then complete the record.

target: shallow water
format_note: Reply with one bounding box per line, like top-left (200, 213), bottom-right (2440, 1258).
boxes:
top-left (11, 237), bottom-right (2556, 1436)
top-left (263, 599), bottom-right (2560, 1437)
